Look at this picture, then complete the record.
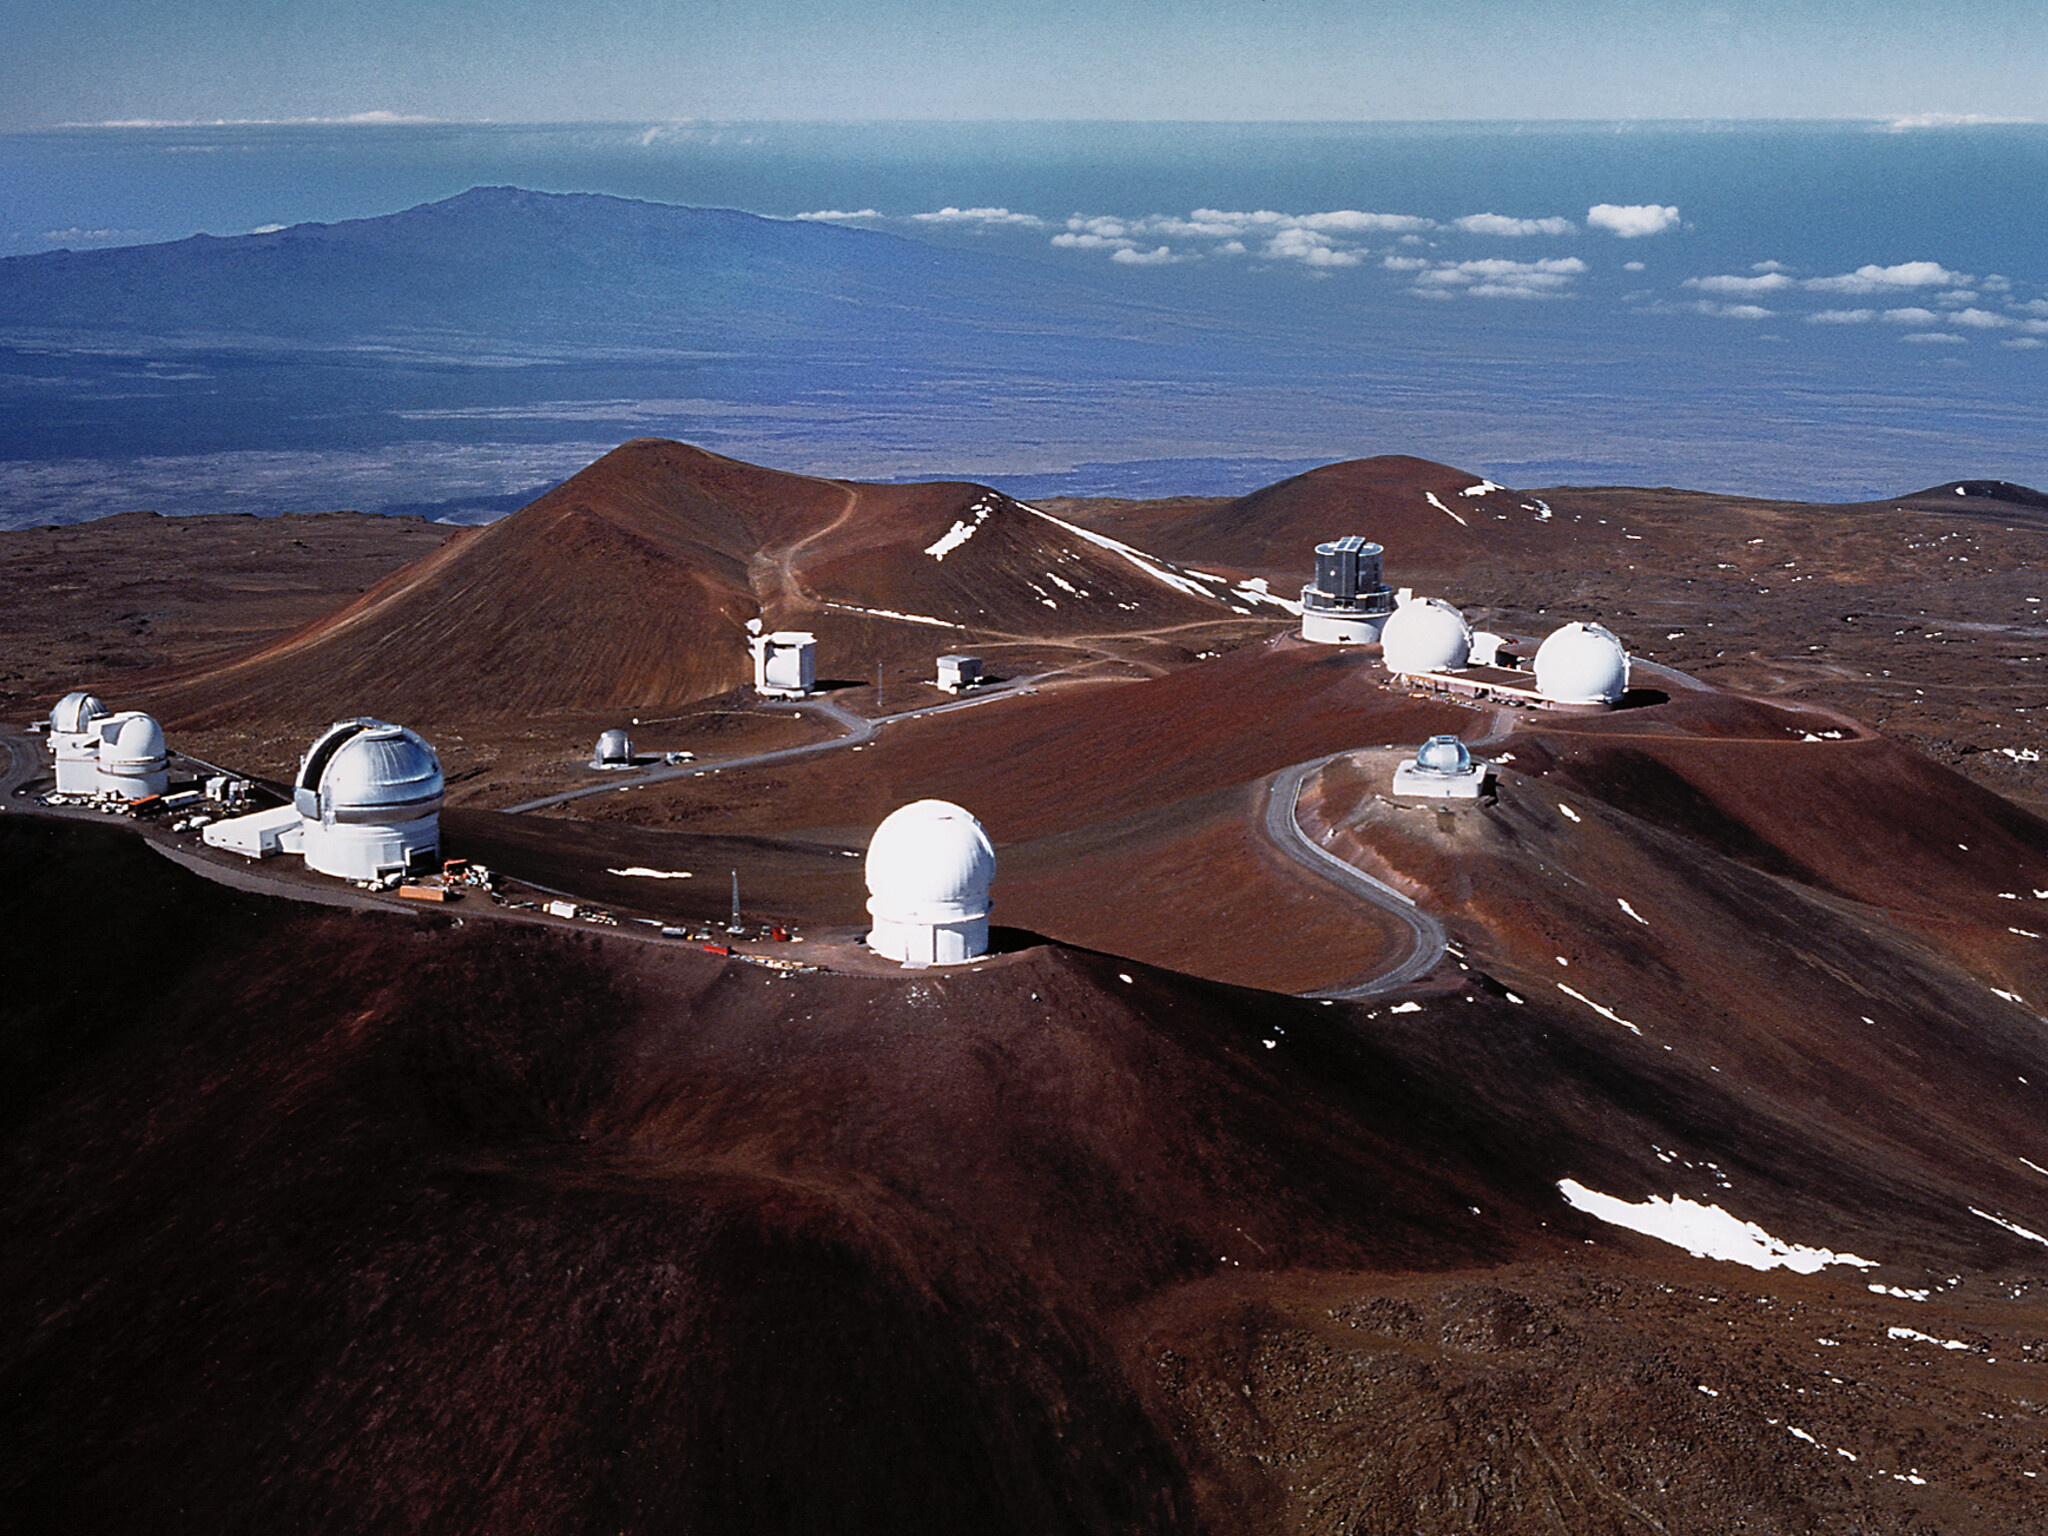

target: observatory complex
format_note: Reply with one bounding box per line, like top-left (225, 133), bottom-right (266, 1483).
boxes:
top-left (1379, 593), bottom-right (1632, 709)
top-left (864, 799), bottom-right (996, 967)
top-left (1299, 536), bottom-right (1398, 644)
top-left (204, 718), bottom-right (444, 883)
top-left (46, 692), bottom-right (171, 802)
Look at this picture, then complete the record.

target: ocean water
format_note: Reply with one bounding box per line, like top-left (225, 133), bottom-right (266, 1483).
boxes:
top-left (2, 120), bottom-right (2045, 520)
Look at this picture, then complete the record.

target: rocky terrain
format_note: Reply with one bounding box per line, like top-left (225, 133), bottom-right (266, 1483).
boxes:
top-left (5, 444), bottom-right (2048, 1533)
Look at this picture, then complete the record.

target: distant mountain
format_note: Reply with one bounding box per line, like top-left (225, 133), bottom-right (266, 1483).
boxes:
top-left (0, 186), bottom-right (1229, 508)
top-left (141, 438), bottom-right (1291, 728)
top-left (1052, 454), bottom-right (1571, 585)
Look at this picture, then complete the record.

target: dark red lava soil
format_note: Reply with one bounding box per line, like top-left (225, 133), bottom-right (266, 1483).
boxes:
top-left (7, 444), bottom-right (2048, 1533)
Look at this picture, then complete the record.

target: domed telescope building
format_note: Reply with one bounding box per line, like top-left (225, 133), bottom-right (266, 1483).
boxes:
top-left (48, 691), bottom-right (111, 795)
top-left (1300, 536), bottom-right (1397, 644)
top-left (865, 799), bottom-right (996, 967)
top-left (1392, 733), bottom-right (1490, 800)
top-left (1380, 594), bottom-right (1473, 678)
top-left (292, 719), bottom-right (445, 881)
top-left (93, 711), bottom-right (170, 801)
top-left (592, 729), bottom-right (634, 769)
top-left (1534, 621), bottom-right (1631, 706)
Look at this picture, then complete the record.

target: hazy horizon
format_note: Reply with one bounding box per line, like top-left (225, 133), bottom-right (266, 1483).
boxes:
top-left (7, 1), bottom-right (2045, 132)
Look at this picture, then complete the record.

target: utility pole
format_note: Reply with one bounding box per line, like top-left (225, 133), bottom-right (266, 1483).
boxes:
top-left (729, 869), bottom-right (743, 934)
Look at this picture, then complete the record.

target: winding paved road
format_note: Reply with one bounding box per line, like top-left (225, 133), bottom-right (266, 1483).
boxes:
top-left (1258, 754), bottom-right (1450, 999)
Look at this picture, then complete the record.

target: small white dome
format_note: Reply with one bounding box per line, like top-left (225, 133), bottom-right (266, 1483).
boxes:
top-left (1414, 734), bottom-right (1474, 775)
top-left (865, 800), bottom-right (995, 923)
top-left (50, 692), bottom-right (109, 735)
top-left (100, 712), bottom-right (166, 768)
top-left (1535, 621), bottom-right (1631, 704)
top-left (595, 729), bottom-right (633, 764)
top-left (1381, 596), bottom-right (1472, 675)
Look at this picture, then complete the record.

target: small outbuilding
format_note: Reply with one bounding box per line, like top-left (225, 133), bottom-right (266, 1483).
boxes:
top-left (936, 655), bottom-right (983, 693)
top-left (864, 799), bottom-right (996, 967)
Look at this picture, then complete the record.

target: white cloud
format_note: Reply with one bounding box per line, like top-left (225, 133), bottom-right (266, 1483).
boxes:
top-left (1880, 307), bottom-right (1941, 324)
top-left (1623, 260), bottom-right (1646, 272)
top-left (1052, 231), bottom-right (1133, 251)
top-left (913, 206), bottom-right (1046, 227)
top-left (1885, 112), bottom-right (2023, 131)
top-left (1455, 213), bottom-right (1576, 237)
top-left (2017, 300), bottom-right (2048, 317)
top-left (1950, 308), bottom-right (2013, 328)
top-left (1902, 332), bottom-right (1966, 344)
top-left (2002, 337), bottom-right (2048, 350)
top-left (1587, 204), bottom-right (1681, 237)
top-left (1264, 228), bottom-right (1363, 266)
top-left (1382, 255), bottom-right (1431, 271)
top-left (1413, 256), bottom-right (1587, 298)
top-left (795, 208), bottom-right (882, 222)
top-left (1111, 244), bottom-right (1180, 266)
top-left (1805, 261), bottom-right (1967, 294)
top-left (1752, 260), bottom-right (1793, 273)
top-left (1809, 308), bottom-right (1875, 324)
top-left (1694, 302), bottom-right (1774, 320)
top-left (1685, 272), bottom-right (1795, 295)
top-left (248, 224), bottom-right (288, 235)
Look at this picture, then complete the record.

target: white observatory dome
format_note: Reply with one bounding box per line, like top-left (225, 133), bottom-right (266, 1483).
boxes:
top-left (1413, 734), bottom-right (1474, 775)
top-left (865, 799), bottom-right (996, 966)
top-left (49, 691), bottom-right (113, 794)
top-left (595, 728), bottom-right (633, 767)
top-left (294, 719), bottom-right (444, 881)
top-left (1534, 621), bottom-right (1631, 705)
top-left (94, 711), bottom-right (169, 799)
top-left (50, 691), bottom-right (109, 735)
top-left (1380, 596), bottom-right (1472, 676)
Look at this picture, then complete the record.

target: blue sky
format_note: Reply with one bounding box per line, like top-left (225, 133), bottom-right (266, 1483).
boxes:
top-left (4, 0), bottom-right (2044, 130)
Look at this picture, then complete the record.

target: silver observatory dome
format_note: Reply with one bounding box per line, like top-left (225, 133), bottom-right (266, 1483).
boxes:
top-left (295, 719), bottom-right (444, 826)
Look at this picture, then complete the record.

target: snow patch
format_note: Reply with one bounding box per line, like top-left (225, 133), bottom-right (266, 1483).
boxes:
top-left (1868, 1283), bottom-right (1931, 1300)
top-left (1558, 983), bottom-right (1643, 1035)
top-left (1558, 804), bottom-right (1581, 823)
top-left (1888, 1326), bottom-right (1969, 1350)
top-left (923, 495), bottom-right (997, 561)
top-left (1388, 1001), bottom-right (1422, 1014)
top-left (1423, 491), bottom-right (1469, 526)
top-left (1459, 479), bottom-right (1506, 498)
top-left (607, 867), bottom-right (694, 879)
top-left (1617, 898), bottom-right (1650, 926)
top-left (1970, 1206), bottom-right (2048, 1247)
top-left (1557, 1180), bottom-right (1878, 1272)
top-left (821, 601), bottom-right (966, 630)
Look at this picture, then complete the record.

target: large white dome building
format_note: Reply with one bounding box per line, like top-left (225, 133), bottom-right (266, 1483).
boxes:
top-left (93, 711), bottom-right (169, 800)
top-left (48, 691), bottom-right (110, 794)
top-left (1380, 596), bottom-right (1472, 677)
top-left (865, 799), bottom-right (996, 966)
top-left (1534, 621), bottom-right (1631, 705)
top-left (293, 719), bottom-right (445, 881)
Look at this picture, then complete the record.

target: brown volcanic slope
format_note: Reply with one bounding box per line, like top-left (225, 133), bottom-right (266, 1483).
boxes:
top-left (7, 799), bottom-right (2048, 1533)
top-left (136, 439), bottom-right (1286, 735)
top-left (1047, 454), bottom-right (1571, 586)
